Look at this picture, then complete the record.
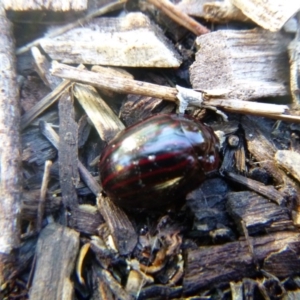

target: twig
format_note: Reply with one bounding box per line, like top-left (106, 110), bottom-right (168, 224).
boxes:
top-left (51, 62), bottom-right (177, 101)
top-left (16, 0), bottom-right (127, 55)
top-left (203, 98), bottom-right (300, 123)
top-left (147, 0), bottom-right (209, 35)
top-left (51, 62), bottom-right (300, 123)
top-left (36, 160), bottom-right (53, 232)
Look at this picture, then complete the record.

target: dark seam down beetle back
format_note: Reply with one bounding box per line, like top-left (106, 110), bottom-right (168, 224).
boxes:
top-left (99, 114), bottom-right (220, 209)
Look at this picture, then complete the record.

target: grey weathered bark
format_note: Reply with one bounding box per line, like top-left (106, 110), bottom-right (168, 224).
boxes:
top-left (58, 93), bottom-right (79, 211)
top-left (184, 231), bottom-right (300, 294)
top-left (97, 194), bottom-right (138, 256)
top-left (190, 29), bottom-right (291, 101)
top-left (40, 13), bottom-right (182, 67)
top-left (0, 4), bottom-right (21, 285)
top-left (29, 223), bottom-right (80, 300)
top-left (231, 0), bottom-right (300, 31)
top-left (226, 191), bottom-right (293, 235)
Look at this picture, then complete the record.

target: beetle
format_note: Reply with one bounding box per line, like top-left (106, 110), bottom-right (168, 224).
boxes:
top-left (99, 114), bottom-right (220, 209)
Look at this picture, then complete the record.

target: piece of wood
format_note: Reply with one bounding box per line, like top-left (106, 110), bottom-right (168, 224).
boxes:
top-left (58, 93), bottom-right (79, 211)
top-left (14, 237), bottom-right (37, 278)
top-left (176, 0), bottom-right (213, 17)
top-left (29, 223), bottom-right (80, 300)
top-left (16, 0), bottom-right (126, 55)
top-left (120, 72), bottom-right (176, 126)
top-left (73, 84), bottom-right (125, 142)
top-left (3, 0), bottom-right (87, 11)
top-left (226, 191), bottom-right (293, 235)
top-left (97, 195), bottom-right (138, 256)
top-left (147, 0), bottom-right (209, 36)
top-left (77, 114), bottom-right (91, 148)
top-left (176, 0), bottom-right (209, 18)
top-left (93, 265), bottom-right (133, 300)
top-left (0, 4), bottom-right (21, 285)
top-left (186, 178), bottom-right (232, 239)
top-left (51, 62), bottom-right (178, 101)
top-left (275, 150), bottom-right (300, 184)
top-left (22, 127), bottom-right (56, 166)
top-left (225, 172), bottom-right (285, 205)
top-left (36, 160), bottom-right (52, 232)
top-left (31, 47), bottom-right (62, 89)
top-left (183, 231), bottom-right (300, 294)
top-left (51, 62), bottom-right (300, 123)
top-left (39, 120), bottom-right (102, 195)
top-left (178, 86), bottom-right (300, 123)
top-left (203, 98), bottom-right (289, 117)
top-left (220, 132), bottom-right (247, 174)
top-left (21, 193), bottom-right (103, 235)
top-left (91, 65), bottom-right (134, 80)
top-left (21, 190), bottom-right (62, 221)
top-left (242, 116), bottom-right (285, 185)
top-left (263, 246), bottom-right (300, 278)
top-left (190, 28), bottom-right (291, 101)
top-left (68, 204), bottom-right (104, 236)
top-left (203, 0), bottom-right (249, 23)
top-left (20, 79), bottom-right (72, 130)
top-left (120, 94), bottom-right (174, 126)
top-left (41, 12), bottom-right (182, 67)
top-left (20, 75), bottom-right (51, 112)
top-left (177, 0), bottom-right (249, 23)
top-left (288, 13), bottom-right (300, 107)
top-left (241, 118), bottom-right (300, 221)
top-left (231, 0), bottom-right (300, 32)
top-left (91, 65), bottom-right (134, 98)
top-left (139, 285), bottom-right (183, 299)
top-left (91, 275), bottom-right (115, 300)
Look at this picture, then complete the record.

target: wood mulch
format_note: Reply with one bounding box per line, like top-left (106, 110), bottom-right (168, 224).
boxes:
top-left (1, 0), bottom-right (300, 299)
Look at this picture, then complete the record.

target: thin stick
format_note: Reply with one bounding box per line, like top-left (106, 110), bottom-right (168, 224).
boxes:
top-left (16, 0), bottom-right (126, 55)
top-left (147, 0), bottom-right (209, 35)
top-left (51, 62), bottom-right (300, 123)
top-left (51, 62), bottom-right (177, 101)
top-left (36, 160), bottom-right (53, 232)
